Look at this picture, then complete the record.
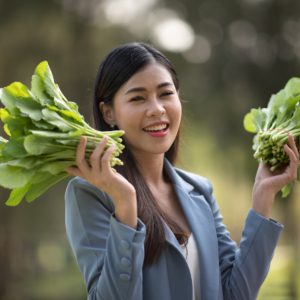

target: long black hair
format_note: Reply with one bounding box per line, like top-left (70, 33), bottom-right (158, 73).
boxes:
top-left (93, 42), bottom-right (186, 267)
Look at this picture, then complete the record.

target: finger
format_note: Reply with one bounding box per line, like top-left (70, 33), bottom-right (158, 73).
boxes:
top-left (76, 136), bottom-right (90, 172)
top-left (100, 144), bottom-right (116, 174)
top-left (89, 136), bottom-right (109, 170)
top-left (287, 133), bottom-right (299, 160)
top-left (284, 144), bottom-right (298, 180)
top-left (65, 166), bottom-right (83, 177)
top-left (284, 143), bottom-right (298, 164)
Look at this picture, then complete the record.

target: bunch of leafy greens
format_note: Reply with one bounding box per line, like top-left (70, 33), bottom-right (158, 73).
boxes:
top-left (244, 77), bottom-right (300, 197)
top-left (0, 61), bottom-right (124, 206)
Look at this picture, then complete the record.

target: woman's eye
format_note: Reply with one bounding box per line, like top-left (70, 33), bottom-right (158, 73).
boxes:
top-left (161, 91), bottom-right (174, 97)
top-left (130, 96), bottom-right (144, 102)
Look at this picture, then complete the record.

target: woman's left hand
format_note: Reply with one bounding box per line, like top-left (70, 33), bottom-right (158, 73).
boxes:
top-left (252, 133), bottom-right (300, 218)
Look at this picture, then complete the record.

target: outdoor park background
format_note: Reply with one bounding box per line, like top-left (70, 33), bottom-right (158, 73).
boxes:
top-left (1, 0), bottom-right (300, 299)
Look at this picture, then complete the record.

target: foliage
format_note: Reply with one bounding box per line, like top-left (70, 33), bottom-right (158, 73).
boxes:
top-left (0, 61), bottom-right (124, 206)
top-left (244, 78), bottom-right (300, 197)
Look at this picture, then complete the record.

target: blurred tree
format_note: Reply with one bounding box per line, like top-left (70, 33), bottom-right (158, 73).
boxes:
top-left (0, 0), bottom-right (136, 299)
top-left (163, 0), bottom-right (300, 147)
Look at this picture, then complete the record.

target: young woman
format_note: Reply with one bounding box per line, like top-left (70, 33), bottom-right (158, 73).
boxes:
top-left (65, 42), bottom-right (299, 300)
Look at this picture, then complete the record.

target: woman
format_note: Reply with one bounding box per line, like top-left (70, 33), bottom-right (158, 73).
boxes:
top-left (65, 42), bottom-right (299, 300)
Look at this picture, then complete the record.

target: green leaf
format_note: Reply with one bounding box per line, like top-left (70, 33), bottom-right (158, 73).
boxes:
top-left (5, 157), bottom-right (41, 169)
top-left (26, 172), bottom-right (68, 203)
top-left (34, 61), bottom-right (67, 107)
top-left (273, 95), bottom-right (300, 127)
top-left (0, 84), bottom-right (22, 113)
top-left (31, 74), bottom-right (53, 106)
top-left (31, 119), bottom-right (55, 130)
top-left (3, 124), bottom-right (11, 136)
top-left (265, 92), bottom-right (285, 129)
top-left (40, 62), bottom-right (60, 99)
top-left (4, 81), bottom-right (31, 98)
top-left (5, 184), bottom-right (31, 206)
top-left (281, 183), bottom-right (292, 198)
top-left (285, 104), bottom-right (300, 130)
top-left (2, 137), bottom-right (28, 158)
top-left (6, 151), bottom-right (74, 170)
top-left (0, 136), bottom-right (8, 157)
top-left (265, 79), bottom-right (300, 129)
top-left (0, 136), bottom-right (8, 145)
top-left (46, 105), bottom-right (84, 125)
top-left (14, 97), bottom-right (43, 121)
top-left (0, 108), bottom-right (10, 122)
top-left (284, 77), bottom-right (300, 99)
top-left (0, 164), bottom-right (35, 188)
top-left (41, 108), bottom-right (74, 131)
top-left (2, 82), bottom-right (43, 121)
top-left (29, 129), bottom-right (83, 139)
top-left (3, 114), bottom-right (33, 138)
top-left (42, 150), bottom-right (76, 163)
top-left (243, 108), bottom-right (267, 133)
top-left (34, 61), bottom-right (82, 114)
top-left (67, 100), bottom-right (80, 113)
top-left (24, 135), bottom-right (59, 155)
top-left (39, 161), bottom-right (72, 175)
top-left (0, 60), bottom-right (124, 205)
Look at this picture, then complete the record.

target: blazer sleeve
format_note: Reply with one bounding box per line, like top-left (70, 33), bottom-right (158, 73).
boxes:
top-left (64, 177), bottom-right (146, 300)
top-left (204, 179), bottom-right (283, 300)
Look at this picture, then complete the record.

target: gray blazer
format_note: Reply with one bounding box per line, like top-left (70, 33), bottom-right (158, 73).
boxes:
top-left (65, 159), bottom-right (283, 300)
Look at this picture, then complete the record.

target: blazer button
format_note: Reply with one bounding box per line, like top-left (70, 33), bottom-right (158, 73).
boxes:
top-left (121, 257), bottom-right (131, 267)
top-left (121, 240), bottom-right (130, 250)
top-left (120, 273), bottom-right (131, 281)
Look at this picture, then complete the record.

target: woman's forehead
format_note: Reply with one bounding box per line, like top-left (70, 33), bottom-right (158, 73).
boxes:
top-left (121, 63), bottom-right (174, 91)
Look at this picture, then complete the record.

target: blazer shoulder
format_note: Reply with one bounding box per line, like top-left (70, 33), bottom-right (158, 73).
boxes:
top-left (65, 176), bottom-right (115, 213)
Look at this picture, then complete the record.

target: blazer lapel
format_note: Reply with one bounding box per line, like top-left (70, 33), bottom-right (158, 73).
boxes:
top-left (164, 159), bottom-right (220, 299)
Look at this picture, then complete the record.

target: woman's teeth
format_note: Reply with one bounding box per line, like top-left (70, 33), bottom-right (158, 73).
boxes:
top-left (144, 124), bottom-right (168, 132)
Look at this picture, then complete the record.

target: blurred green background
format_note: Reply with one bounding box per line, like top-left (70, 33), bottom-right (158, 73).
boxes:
top-left (1, 0), bottom-right (300, 299)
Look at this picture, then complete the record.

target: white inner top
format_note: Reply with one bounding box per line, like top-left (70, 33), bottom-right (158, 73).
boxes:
top-left (180, 233), bottom-right (200, 300)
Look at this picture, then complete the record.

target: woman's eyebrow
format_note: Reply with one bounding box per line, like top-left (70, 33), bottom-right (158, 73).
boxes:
top-left (125, 87), bottom-right (146, 95)
top-left (125, 82), bottom-right (173, 95)
top-left (157, 82), bottom-right (173, 89)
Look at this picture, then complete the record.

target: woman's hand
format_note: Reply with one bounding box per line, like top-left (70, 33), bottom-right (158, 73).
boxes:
top-left (66, 136), bottom-right (138, 228)
top-left (252, 133), bottom-right (300, 218)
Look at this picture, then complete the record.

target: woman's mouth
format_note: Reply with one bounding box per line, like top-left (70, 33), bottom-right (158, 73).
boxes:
top-left (143, 123), bottom-right (169, 137)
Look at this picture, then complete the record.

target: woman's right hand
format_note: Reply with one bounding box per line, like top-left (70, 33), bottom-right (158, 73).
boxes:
top-left (66, 136), bottom-right (138, 228)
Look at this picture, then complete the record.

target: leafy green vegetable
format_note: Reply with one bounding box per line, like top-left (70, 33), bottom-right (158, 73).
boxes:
top-left (244, 77), bottom-right (300, 197)
top-left (0, 61), bottom-right (125, 206)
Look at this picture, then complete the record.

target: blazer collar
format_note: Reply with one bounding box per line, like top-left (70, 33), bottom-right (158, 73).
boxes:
top-left (163, 158), bottom-right (220, 299)
top-left (162, 158), bottom-right (194, 254)
top-left (164, 159), bottom-right (194, 194)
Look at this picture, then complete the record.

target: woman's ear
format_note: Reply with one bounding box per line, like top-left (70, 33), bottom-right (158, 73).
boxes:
top-left (99, 102), bottom-right (116, 126)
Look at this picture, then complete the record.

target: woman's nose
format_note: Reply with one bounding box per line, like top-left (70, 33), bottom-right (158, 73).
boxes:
top-left (146, 99), bottom-right (166, 117)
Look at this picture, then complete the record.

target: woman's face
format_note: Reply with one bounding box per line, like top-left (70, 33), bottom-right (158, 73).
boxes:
top-left (102, 63), bottom-right (182, 159)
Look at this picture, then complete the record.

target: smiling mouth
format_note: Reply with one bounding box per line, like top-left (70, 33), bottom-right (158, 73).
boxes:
top-left (143, 123), bottom-right (169, 132)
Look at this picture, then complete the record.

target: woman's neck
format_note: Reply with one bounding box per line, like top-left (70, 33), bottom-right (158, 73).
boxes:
top-left (133, 153), bottom-right (166, 188)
